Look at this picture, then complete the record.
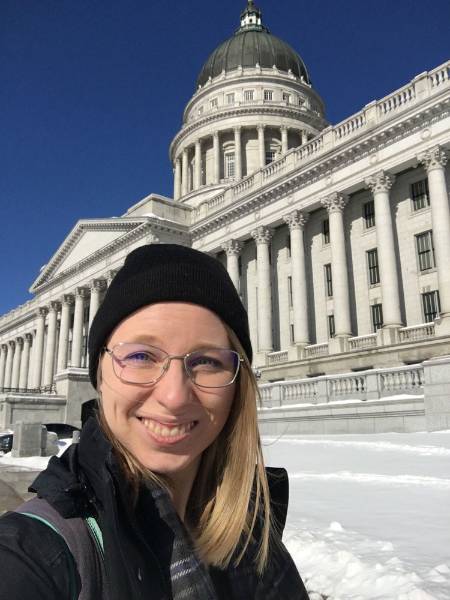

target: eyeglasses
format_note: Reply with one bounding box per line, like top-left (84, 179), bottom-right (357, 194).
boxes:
top-left (103, 342), bottom-right (243, 388)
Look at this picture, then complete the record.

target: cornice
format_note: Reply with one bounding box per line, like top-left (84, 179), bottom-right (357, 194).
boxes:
top-left (190, 94), bottom-right (450, 240)
top-left (170, 105), bottom-right (327, 158)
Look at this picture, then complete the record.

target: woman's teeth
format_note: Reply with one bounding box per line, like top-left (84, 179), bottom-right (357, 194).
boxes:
top-left (140, 418), bottom-right (195, 438)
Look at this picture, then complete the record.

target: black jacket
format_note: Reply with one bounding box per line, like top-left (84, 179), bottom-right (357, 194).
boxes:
top-left (0, 418), bottom-right (309, 599)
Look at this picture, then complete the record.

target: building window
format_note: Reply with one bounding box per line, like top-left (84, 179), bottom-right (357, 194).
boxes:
top-left (411, 179), bottom-right (430, 211)
top-left (322, 218), bottom-right (330, 244)
top-left (290, 323), bottom-right (295, 343)
top-left (265, 150), bottom-right (276, 165)
top-left (224, 152), bottom-right (235, 179)
top-left (288, 276), bottom-right (293, 307)
top-left (210, 98), bottom-right (218, 109)
top-left (416, 230), bottom-right (435, 271)
top-left (282, 92), bottom-right (291, 104)
top-left (328, 314), bottom-right (335, 338)
top-left (198, 106), bottom-right (204, 115)
top-left (324, 263), bottom-right (333, 297)
top-left (367, 249), bottom-right (380, 285)
top-left (226, 93), bottom-right (235, 105)
top-left (363, 200), bottom-right (375, 228)
top-left (264, 89), bottom-right (273, 101)
top-left (422, 290), bottom-right (440, 322)
top-left (371, 303), bottom-right (383, 331)
top-left (244, 90), bottom-right (254, 102)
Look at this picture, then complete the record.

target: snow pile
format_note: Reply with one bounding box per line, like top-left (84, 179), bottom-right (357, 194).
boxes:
top-left (0, 439), bottom-right (72, 469)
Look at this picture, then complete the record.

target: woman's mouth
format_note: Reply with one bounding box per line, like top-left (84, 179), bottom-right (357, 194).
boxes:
top-left (137, 417), bottom-right (198, 443)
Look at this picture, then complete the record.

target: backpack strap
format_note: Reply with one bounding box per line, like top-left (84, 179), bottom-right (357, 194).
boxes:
top-left (15, 497), bottom-right (106, 600)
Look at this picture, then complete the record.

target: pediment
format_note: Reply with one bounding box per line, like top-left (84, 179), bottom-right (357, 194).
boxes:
top-left (30, 218), bottom-right (146, 292)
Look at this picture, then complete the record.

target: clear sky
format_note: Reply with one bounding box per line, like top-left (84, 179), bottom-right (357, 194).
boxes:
top-left (1, 0), bottom-right (449, 316)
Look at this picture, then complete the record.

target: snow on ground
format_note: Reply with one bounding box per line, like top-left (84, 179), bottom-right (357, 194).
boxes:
top-left (262, 432), bottom-right (450, 600)
top-left (0, 439), bottom-right (72, 469)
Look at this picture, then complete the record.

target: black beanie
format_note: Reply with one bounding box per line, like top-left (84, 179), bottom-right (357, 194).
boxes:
top-left (88, 243), bottom-right (252, 387)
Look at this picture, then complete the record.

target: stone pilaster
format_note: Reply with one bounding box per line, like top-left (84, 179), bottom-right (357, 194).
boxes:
top-left (174, 157), bottom-right (182, 200)
top-left (222, 240), bottom-right (243, 291)
top-left (251, 226), bottom-right (273, 352)
top-left (42, 301), bottom-right (61, 387)
top-left (4, 341), bottom-right (14, 389)
top-left (31, 307), bottom-right (48, 389)
top-left (71, 287), bottom-right (89, 368)
top-left (281, 126), bottom-right (288, 154)
top-left (11, 337), bottom-right (23, 389)
top-left (57, 294), bottom-right (74, 373)
top-left (418, 146), bottom-right (450, 321)
top-left (18, 333), bottom-right (32, 390)
top-left (194, 139), bottom-right (202, 190)
top-left (234, 127), bottom-right (242, 180)
top-left (89, 279), bottom-right (106, 330)
top-left (321, 193), bottom-right (352, 345)
top-left (0, 344), bottom-right (7, 389)
top-left (181, 148), bottom-right (189, 196)
top-left (257, 125), bottom-right (265, 169)
top-left (365, 171), bottom-right (402, 330)
top-left (283, 210), bottom-right (310, 346)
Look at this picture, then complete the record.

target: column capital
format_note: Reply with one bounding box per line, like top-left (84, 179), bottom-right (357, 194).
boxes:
top-left (24, 333), bottom-right (33, 343)
top-left (75, 286), bottom-right (89, 299)
top-left (107, 269), bottom-right (119, 285)
top-left (418, 146), bottom-right (448, 172)
top-left (257, 124), bottom-right (266, 132)
top-left (365, 171), bottom-right (396, 194)
top-left (213, 130), bottom-right (219, 140)
top-left (321, 192), bottom-right (348, 214)
top-left (251, 226), bottom-right (273, 245)
top-left (233, 126), bottom-right (242, 134)
top-left (283, 210), bottom-right (309, 230)
top-left (91, 278), bottom-right (107, 292)
top-left (1, 343), bottom-right (8, 351)
top-left (8, 339), bottom-right (15, 348)
top-left (280, 125), bottom-right (288, 132)
top-left (35, 306), bottom-right (48, 319)
top-left (61, 293), bottom-right (75, 306)
top-left (222, 240), bottom-right (243, 256)
top-left (49, 300), bottom-right (61, 313)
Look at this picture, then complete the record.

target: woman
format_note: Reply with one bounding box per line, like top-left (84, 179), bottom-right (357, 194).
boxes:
top-left (0, 243), bottom-right (309, 599)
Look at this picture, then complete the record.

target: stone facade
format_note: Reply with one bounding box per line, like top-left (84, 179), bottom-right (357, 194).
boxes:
top-left (1, 3), bottom-right (450, 429)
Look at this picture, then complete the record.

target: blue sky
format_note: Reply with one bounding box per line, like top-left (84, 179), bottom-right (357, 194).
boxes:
top-left (1, 0), bottom-right (449, 315)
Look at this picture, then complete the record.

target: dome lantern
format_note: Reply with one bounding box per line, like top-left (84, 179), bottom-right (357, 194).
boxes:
top-left (239, 1), bottom-right (267, 32)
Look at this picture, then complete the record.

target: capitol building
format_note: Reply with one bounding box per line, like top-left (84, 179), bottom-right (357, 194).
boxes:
top-left (1, 2), bottom-right (450, 432)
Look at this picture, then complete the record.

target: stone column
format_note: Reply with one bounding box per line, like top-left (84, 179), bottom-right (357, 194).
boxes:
top-left (365, 171), bottom-right (402, 329)
top-left (213, 132), bottom-right (220, 184)
top-left (222, 240), bottom-right (243, 291)
top-left (31, 307), bottom-right (48, 389)
top-left (281, 126), bottom-right (289, 154)
top-left (19, 333), bottom-right (32, 390)
top-left (106, 269), bottom-right (119, 287)
top-left (301, 130), bottom-right (308, 146)
top-left (71, 287), bottom-right (88, 368)
top-left (321, 193), bottom-right (352, 343)
top-left (251, 226), bottom-right (273, 352)
top-left (257, 125), bottom-right (266, 169)
top-left (0, 344), bottom-right (7, 389)
top-left (418, 147), bottom-right (450, 317)
top-left (42, 301), bottom-right (60, 387)
top-left (174, 158), bottom-right (182, 200)
top-left (4, 341), bottom-right (14, 389)
top-left (194, 139), bottom-right (202, 190)
top-left (283, 210), bottom-right (310, 345)
top-left (11, 338), bottom-right (22, 389)
top-left (181, 148), bottom-right (189, 196)
top-left (88, 279), bottom-right (106, 330)
top-left (57, 294), bottom-right (74, 373)
top-left (234, 127), bottom-right (242, 180)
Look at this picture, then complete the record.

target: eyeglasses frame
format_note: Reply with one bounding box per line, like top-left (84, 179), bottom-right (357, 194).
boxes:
top-left (102, 343), bottom-right (244, 388)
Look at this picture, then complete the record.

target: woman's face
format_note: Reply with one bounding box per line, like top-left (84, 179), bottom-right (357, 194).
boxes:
top-left (99, 302), bottom-right (236, 482)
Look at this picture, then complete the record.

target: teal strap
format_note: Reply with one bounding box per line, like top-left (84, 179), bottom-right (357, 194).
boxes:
top-left (19, 512), bottom-right (79, 600)
top-left (85, 516), bottom-right (104, 559)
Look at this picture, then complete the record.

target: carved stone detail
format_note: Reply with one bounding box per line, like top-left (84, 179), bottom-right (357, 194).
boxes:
top-left (283, 210), bottom-right (309, 230)
top-left (418, 146), bottom-right (448, 172)
top-left (222, 240), bottom-right (243, 256)
top-left (365, 171), bottom-right (395, 194)
top-left (251, 226), bottom-right (273, 245)
top-left (321, 192), bottom-right (348, 213)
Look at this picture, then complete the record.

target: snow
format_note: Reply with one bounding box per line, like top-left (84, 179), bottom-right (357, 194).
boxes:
top-left (262, 432), bottom-right (450, 599)
top-left (0, 439), bottom-right (72, 469)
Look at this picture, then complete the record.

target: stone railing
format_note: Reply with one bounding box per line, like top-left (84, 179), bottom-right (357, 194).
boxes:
top-left (191, 60), bottom-right (450, 224)
top-left (348, 333), bottom-right (377, 350)
top-left (304, 342), bottom-right (329, 358)
top-left (398, 322), bottom-right (435, 342)
top-left (0, 384), bottom-right (57, 395)
top-left (267, 350), bottom-right (289, 365)
top-left (259, 363), bottom-right (424, 407)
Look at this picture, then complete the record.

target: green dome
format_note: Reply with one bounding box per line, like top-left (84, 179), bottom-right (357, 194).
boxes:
top-left (197, 3), bottom-right (310, 87)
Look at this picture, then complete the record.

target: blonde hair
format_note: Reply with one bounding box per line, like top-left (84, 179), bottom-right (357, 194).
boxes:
top-left (97, 325), bottom-right (274, 574)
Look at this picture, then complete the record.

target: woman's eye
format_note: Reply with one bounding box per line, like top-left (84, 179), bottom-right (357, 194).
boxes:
top-left (190, 355), bottom-right (222, 369)
top-left (125, 352), bottom-right (155, 364)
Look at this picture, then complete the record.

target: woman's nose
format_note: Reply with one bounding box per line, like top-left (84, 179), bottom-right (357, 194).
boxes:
top-left (153, 357), bottom-right (195, 410)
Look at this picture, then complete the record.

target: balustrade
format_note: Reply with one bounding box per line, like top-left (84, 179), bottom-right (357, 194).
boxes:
top-left (348, 334), bottom-right (377, 350)
top-left (304, 343), bottom-right (329, 358)
top-left (398, 323), bottom-right (435, 342)
top-left (267, 350), bottom-right (288, 365)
